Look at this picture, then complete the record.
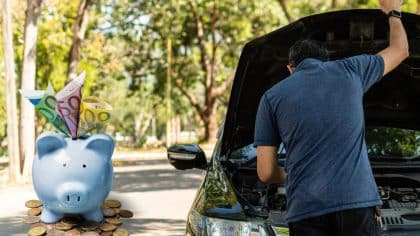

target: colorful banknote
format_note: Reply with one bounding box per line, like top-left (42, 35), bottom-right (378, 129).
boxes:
top-left (55, 72), bottom-right (85, 139)
top-left (21, 86), bottom-right (70, 136)
top-left (79, 96), bottom-right (112, 135)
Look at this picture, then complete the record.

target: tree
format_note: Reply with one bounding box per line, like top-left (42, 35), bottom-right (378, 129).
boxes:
top-left (2, 0), bottom-right (21, 183)
top-left (331, 0), bottom-right (337, 9)
top-left (67, 0), bottom-right (95, 82)
top-left (104, 0), bottom-right (283, 143)
top-left (417, 0), bottom-right (420, 14)
top-left (277, 0), bottom-right (294, 22)
top-left (20, 0), bottom-right (43, 180)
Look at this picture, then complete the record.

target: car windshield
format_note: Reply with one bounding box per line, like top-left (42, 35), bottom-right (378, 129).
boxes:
top-left (229, 126), bottom-right (420, 162)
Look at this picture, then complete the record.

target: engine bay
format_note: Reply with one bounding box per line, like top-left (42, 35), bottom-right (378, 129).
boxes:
top-left (226, 163), bottom-right (420, 230)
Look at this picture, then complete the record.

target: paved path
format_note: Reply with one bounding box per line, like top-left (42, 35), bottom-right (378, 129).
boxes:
top-left (0, 158), bottom-right (205, 235)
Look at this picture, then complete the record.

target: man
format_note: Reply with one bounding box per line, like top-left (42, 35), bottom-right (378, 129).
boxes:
top-left (254, 0), bottom-right (408, 235)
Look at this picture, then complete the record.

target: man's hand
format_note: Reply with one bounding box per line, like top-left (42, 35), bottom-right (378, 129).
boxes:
top-left (379, 0), bottom-right (402, 14)
top-left (378, 0), bottom-right (409, 76)
top-left (257, 146), bottom-right (287, 184)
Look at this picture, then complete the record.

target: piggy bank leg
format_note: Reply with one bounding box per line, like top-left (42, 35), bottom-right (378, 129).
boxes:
top-left (83, 208), bottom-right (103, 222)
top-left (40, 208), bottom-right (64, 223)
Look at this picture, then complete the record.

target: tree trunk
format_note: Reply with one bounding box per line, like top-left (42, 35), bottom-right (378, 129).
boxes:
top-left (331, 0), bottom-right (337, 8)
top-left (2, 0), bottom-right (22, 183)
top-left (277, 0), bottom-right (294, 23)
top-left (207, 108), bottom-right (218, 143)
top-left (20, 0), bottom-right (43, 181)
top-left (67, 0), bottom-right (94, 83)
top-left (417, 0), bottom-right (420, 14)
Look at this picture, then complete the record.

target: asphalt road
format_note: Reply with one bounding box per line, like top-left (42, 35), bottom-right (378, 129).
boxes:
top-left (0, 158), bottom-right (205, 235)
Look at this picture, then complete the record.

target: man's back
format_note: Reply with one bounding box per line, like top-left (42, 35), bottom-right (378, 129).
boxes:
top-left (254, 55), bottom-right (384, 222)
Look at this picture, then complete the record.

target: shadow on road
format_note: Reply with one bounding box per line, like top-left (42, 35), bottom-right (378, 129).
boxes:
top-left (0, 216), bottom-right (26, 235)
top-left (124, 218), bottom-right (186, 235)
top-left (113, 159), bottom-right (204, 193)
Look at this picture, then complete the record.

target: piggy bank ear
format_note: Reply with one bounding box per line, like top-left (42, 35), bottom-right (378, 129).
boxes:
top-left (36, 132), bottom-right (66, 159)
top-left (84, 134), bottom-right (115, 161)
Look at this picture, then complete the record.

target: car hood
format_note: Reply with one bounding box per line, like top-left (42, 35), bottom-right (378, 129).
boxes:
top-left (221, 9), bottom-right (420, 156)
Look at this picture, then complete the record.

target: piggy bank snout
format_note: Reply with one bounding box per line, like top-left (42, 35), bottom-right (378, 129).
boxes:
top-left (57, 182), bottom-right (88, 208)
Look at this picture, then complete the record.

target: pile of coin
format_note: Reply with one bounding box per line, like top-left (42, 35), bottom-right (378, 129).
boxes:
top-left (24, 199), bottom-right (133, 236)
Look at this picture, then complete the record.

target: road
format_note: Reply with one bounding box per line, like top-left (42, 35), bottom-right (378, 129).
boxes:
top-left (0, 158), bottom-right (205, 235)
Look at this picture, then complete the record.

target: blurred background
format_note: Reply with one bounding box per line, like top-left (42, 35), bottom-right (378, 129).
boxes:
top-left (0, 0), bottom-right (419, 183)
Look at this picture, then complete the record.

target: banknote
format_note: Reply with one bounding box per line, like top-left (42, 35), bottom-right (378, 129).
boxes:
top-left (55, 72), bottom-right (86, 139)
top-left (79, 96), bottom-right (112, 135)
top-left (21, 88), bottom-right (70, 136)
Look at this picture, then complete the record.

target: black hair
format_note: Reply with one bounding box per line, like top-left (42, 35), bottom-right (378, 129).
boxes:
top-left (288, 39), bottom-right (329, 67)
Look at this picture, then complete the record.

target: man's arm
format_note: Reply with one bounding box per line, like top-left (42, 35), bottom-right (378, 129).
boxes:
top-left (257, 146), bottom-right (287, 184)
top-left (378, 0), bottom-right (409, 76)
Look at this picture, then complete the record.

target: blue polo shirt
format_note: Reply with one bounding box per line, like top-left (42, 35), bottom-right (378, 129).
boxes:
top-left (254, 55), bottom-right (384, 223)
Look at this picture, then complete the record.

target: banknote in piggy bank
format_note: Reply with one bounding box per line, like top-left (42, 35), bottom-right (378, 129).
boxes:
top-left (33, 132), bottom-right (114, 223)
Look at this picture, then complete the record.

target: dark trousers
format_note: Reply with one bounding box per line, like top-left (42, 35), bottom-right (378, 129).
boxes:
top-left (288, 207), bottom-right (381, 236)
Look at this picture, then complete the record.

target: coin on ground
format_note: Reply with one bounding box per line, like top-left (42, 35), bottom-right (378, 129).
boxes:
top-left (54, 222), bottom-right (73, 230)
top-left (100, 232), bottom-right (113, 236)
top-left (67, 229), bottom-right (82, 236)
top-left (61, 216), bottom-right (81, 226)
top-left (104, 199), bottom-right (121, 208)
top-left (27, 207), bottom-right (42, 216)
top-left (81, 221), bottom-right (100, 231)
top-left (102, 208), bottom-right (116, 217)
top-left (28, 226), bottom-right (46, 236)
top-left (30, 222), bottom-right (45, 228)
top-left (113, 228), bottom-right (129, 236)
top-left (46, 229), bottom-right (67, 236)
top-left (23, 216), bottom-right (41, 224)
top-left (105, 218), bottom-right (122, 226)
top-left (119, 210), bottom-right (133, 218)
top-left (25, 200), bottom-right (42, 208)
top-left (81, 232), bottom-right (100, 236)
top-left (100, 223), bottom-right (117, 232)
top-left (113, 208), bottom-right (120, 214)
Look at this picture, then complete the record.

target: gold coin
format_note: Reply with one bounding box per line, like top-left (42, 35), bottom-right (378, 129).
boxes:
top-left (101, 203), bottom-right (110, 209)
top-left (25, 200), bottom-right (42, 208)
top-left (113, 228), bottom-right (129, 236)
top-left (102, 208), bottom-right (116, 217)
top-left (81, 232), bottom-right (100, 236)
top-left (113, 208), bottom-right (120, 214)
top-left (67, 229), bottom-right (82, 236)
top-left (30, 222), bottom-right (44, 228)
top-left (54, 222), bottom-right (73, 231)
top-left (23, 216), bottom-right (41, 224)
top-left (46, 229), bottom-right (67, 236)
top-left (100, 223), bottom-right (117, 232)
top-left (104, 199), bottom-right (121, 208)
top-left (100, 232), bottom-right (113, 236)
top-left (28, 226), bottom-right (46, 236)
top-left (105, 218), bottom-right (122, 226)
top-left (119, 210), bottom-right (133, 218)
top-left (61, 216), bottom-right (81, 226)
top-left (27, 207), bottom-right (42, 216)
top-left (80, 221), bottom-right (100, 231)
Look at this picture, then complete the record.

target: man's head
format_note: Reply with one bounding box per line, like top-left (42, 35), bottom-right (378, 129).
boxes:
top-left (288, 39), bottom-right (329, 74)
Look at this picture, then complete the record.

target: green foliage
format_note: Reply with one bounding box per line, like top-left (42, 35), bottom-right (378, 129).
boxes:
top-left (1, 0), bottom-right (420, 146)
top-left (366, 127), bottom-right (420, 157)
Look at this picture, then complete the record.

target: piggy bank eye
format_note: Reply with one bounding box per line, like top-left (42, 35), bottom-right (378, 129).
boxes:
top-left (82, 164), bottom-right (87, 168)
top-left (63, 163), bottom-right (67, 167)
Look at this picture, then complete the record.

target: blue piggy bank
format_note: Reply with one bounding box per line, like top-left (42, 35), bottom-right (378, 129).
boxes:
top-left (33, 132), bottom-right (114, 223)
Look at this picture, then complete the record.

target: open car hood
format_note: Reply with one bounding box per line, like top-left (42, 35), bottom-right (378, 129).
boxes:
top-left (221, 9), bottom-right (420, 156)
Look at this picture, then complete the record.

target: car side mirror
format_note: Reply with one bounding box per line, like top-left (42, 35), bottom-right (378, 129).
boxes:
top-left (167, 144), bottom-right (207, 170)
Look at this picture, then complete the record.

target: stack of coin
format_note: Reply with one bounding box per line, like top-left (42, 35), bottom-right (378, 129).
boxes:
top-left (23, 199), bottom-right (133, 235)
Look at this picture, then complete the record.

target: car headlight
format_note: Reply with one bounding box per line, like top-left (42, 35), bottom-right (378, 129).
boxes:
top-left (188, 210), bottom-right (269, 236)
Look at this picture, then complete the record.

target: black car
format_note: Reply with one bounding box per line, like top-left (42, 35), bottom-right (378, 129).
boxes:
top-left (167, 9), bottom-right (420, 236)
